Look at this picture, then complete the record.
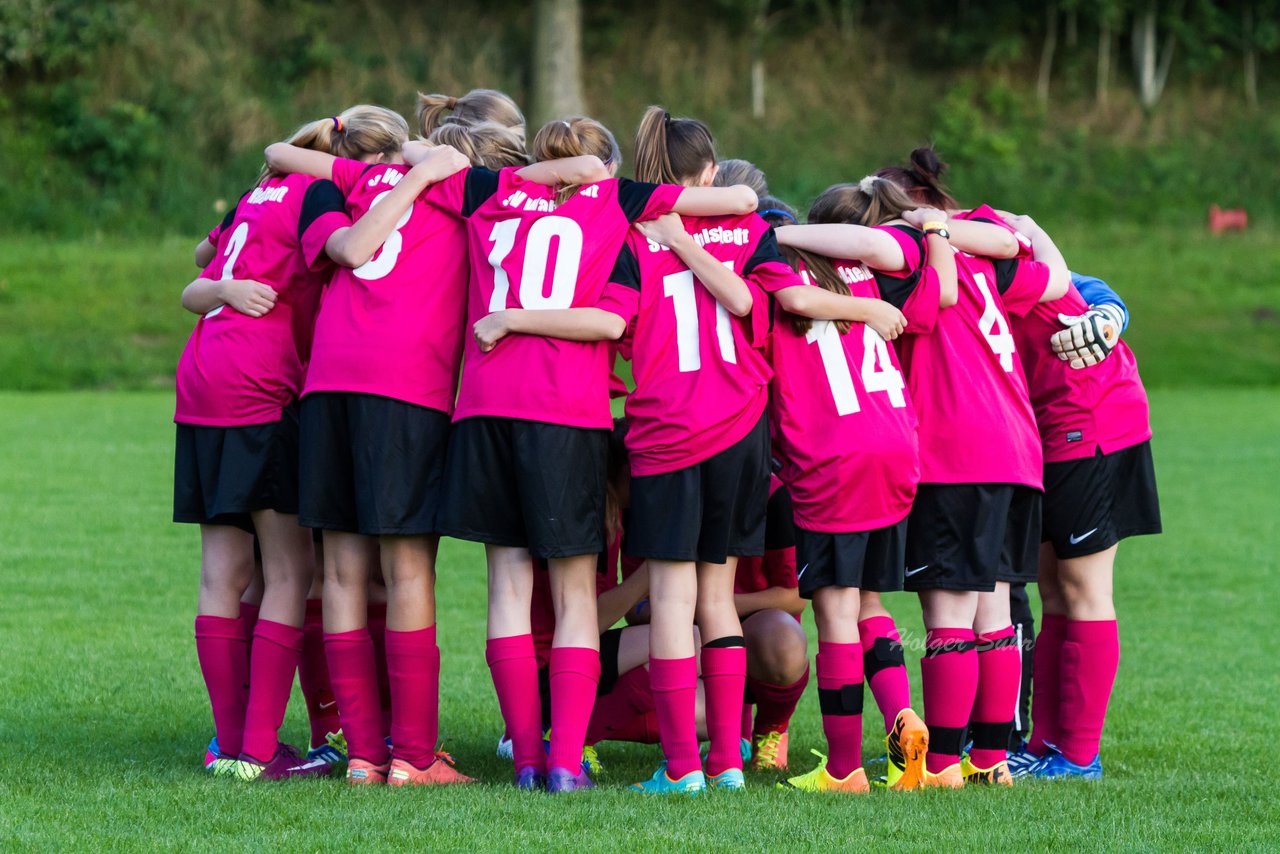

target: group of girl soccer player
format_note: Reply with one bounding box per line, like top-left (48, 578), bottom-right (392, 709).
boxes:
top-left (174, 85), bottom-right (1160, 793)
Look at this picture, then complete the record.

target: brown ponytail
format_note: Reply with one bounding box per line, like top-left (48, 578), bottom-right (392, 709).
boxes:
top-left (876, 145), bottom-right (958, 210)
top-left (633, 105), bottom-right (716, 186)
top-left (428, 121), bottom-right (530, 170)
top-left (531, 116), bottom-right (621, 205)
top-left (417, 88), bottom-right (526, 140)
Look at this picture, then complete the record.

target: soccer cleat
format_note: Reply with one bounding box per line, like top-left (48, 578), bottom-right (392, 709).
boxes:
top-left (778, 752), bottom-right (870, 794)
top-left (306, 730), bottom-right (348, 770)
top-left (204, 736), bottom-right (237, 776)
top-left (886, 708), bottom-right (929, 791)
top-left (1007, 745), bottom-right (1045, 778)
top-left (546, 765), bottom-right (595, 794)
top-left (961, 756), bottom-right (1014, 786)
top-left (631, 762), bottom-right (706, 795)
top-left (346, 758), bottom-right (391, 785)
top-left (496, 732), bottom-right (513, 760)
top-left (203, 736), bottom-right (220, 772)
top-left (581, 743), bottom-right (604, 777)
top-left (707, 767), bottom-right (746, 791)
top-left (750, 730), bottom-right (789, 771)
top-left (1033, 747), bottom-right (1103, 781)
top-left (234, 744), bottom-right (330, 781)
top-left (388, 751), bottom-right (477, 787)
top-left (515, 766), bottom-right (547, 791)
top-left (921, 763), bottom-right (965, 789)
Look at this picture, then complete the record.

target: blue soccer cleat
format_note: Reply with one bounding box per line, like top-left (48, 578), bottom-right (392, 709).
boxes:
top-left (515, 766), bottom-right (546, 791)
top-left (1007, 745), bottom-right (1045, 778)
top-left (707, 767), bottom-right (746, 791)
top-left (631, 762), bottom-right (706, 795)
top-left (1033, 747), bottom-right (1103, 781)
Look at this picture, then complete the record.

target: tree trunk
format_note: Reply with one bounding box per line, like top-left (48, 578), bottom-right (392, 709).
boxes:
top-left (1037, 4), bottom-right (1059, 105)
top-left (751, 0), bottom-right (769, 120)
top-left (1066, 7), bottom-right (1078, 47)
top-left (531, 0), bottom-right (585, 126)
top-left (1134, 2), bottom-right (1158, 111)
top-left (1244, 2), bottom-right (1259, 109)
top-left (1097, 21), bottom-right (1112, 107)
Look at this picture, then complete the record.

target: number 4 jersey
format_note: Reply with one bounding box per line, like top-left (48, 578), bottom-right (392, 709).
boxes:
top-left (612, 215), bottom-right (800, 477)
top-left (430, 167), bottom-right (683, 429)
top-left (766, 226), bottom-right (935, 533)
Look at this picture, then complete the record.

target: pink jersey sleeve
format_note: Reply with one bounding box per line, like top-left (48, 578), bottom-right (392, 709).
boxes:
top-left (901, 266), bottom-right (941, 334)
top-left (617, 179), bottom-right (684, 223)
top-left (996, 258), bottom-right (1051, 317)
top-left (878, 224), bottom-right (922, 273)
top-left (297, 179), bottom-right (352, 270)
top-left (329, 157), bottom-right (369, 196)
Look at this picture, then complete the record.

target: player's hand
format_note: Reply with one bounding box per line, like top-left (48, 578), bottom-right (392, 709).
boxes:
top-left (473, 311), bottom-right (511, 352)
top-left (1050, 305), bottom-right (1124, 368)
top-left (634, 213), bottom-right (687, 249)
top-left (902, 207), bottom-right (948, 229)
top-left (411, 144), bottom-right (471, 181)
top-left (865, 299), bottom-right (908, 341)
top-left (220, 279), bottom-right (278, 317)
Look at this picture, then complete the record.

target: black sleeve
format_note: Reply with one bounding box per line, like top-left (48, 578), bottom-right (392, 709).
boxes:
top-left (872, 225), bottom-right (925, 311)
top-left (462, 168), bottom-right (501, 217)
top-left (616, 178), bottom-right (664, 223)
top-left (993, 257), bottom-right (1020, 295)
top-left (743, 226), bottom-right (787, 276)
top-left (214, 204), bottom-right (237, 235)
top-left (608, 243), bottom-right (641, 291)
top-left (763, 485), bottom-right (796, 551)
top-left (297, 179), bottom-right (348, 241)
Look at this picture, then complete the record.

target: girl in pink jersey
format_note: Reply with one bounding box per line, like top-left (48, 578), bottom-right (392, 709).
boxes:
top-left (799, 174), bottom-right (1070, 787)
top-left (177, 107), bottom-right (434, 780)
top-left (433, 115), bottom-right (757, 793)
top-left (764, 184), bottom-right (955, 793)
top-left (265, 112), bottom-right (600, 786)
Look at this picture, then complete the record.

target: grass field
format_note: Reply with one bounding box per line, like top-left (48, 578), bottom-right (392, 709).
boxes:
top-left (1, 389), bottom-right (1277, 851)
top-left (2, 222), bottom-right (1278, 392)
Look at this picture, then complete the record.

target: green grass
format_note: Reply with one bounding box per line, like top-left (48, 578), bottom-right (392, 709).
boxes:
top-left (1, 389), bottom-right (1277, 850)
top-left (2, 225), bottom-right (1278, 393)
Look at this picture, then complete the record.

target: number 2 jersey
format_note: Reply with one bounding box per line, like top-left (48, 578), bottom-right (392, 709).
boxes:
top-left (766, 226), bottom-right (934, 533)
top-left (894, 214), bottom-right (1051, 490)
top-left (611, 214), bottom-right (800, 476)
top-left (175, 173), bottom-right (350, 427)
top-left (430, 167), bottom-right (683, 430)
top-left (303, 158), bottom-right (470, 413)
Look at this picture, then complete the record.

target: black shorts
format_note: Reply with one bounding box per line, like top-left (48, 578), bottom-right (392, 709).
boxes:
top-left (904, 484), bottom-right (1042, 592)
top-left (438, 416), bottom-right (609, 559)
top-left (298, 392), bottom-right (449, 536)
top-left (1043, 440), bottom-right (1162, 559)
top-left (764, 485), bottom-right (797, 550)
top-left (173, 406), bottom-right (299, 530)
top-left (795, 520), bottom-right (907, 598)
top-left (624, 414), bottom-right (771, 564)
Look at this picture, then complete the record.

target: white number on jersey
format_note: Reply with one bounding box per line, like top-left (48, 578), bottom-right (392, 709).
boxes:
top-left (662, 263), bottom-right (738, 373)
top-left (973, 271), bottom-right (1016, 372)
top-left (353, 191), bottom-right (413, 281)
top-left (208, 221), bottom-right (251, 318)
top-left (805, 321), bottom-right (908, 415)
top-left (486, 216), bottom-right (584, 312)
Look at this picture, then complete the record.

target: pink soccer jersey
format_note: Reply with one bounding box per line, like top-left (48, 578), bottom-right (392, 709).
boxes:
top-left (768, 252), bottom-right (921, 533)
top-left (613, 215), bottom-right (798, 476)
top-left (895, 248), bottom-right (1051, 489)
top-left (1014, 285), bottom-right (1151, 462)
top-left (175, 173), bottom-right (349, 427)
top-left (430, 167), bottom-right (683, 429)
top-left (302, 158), bottom-right (470, 413)
top-left (956, 204), bottom-right (1035, 260)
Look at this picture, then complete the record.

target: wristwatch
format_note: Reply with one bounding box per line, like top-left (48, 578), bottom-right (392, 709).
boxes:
top-left (922, 221), bottom-right (950, 239)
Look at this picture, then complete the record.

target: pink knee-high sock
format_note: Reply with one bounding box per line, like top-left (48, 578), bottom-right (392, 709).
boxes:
top-left (858, 616), bottom-right (912, 733)
top-left (816, 641), bottom-right (864, 780)
top-left (748, 667), bottom-right (809, 735)
top-left (921, 627), bottom-right (978, 773)
top-left (702, 645), bottom-right (748, 776)
top-left (386, 626), bottom-right (440, 768)
top-left (325, 628), bottom-right (390, 765)
top-left (241, 619), bottom-right (304, 763)
top-left (969, 625), bottom-right (1020, 769)
top-left (1057, 619), bottom-right (1119, 765)
top-left (195, 615), bottom-right (249, 757)
top-left (485, 635), bottom-right (545, 774)
top-left (650, 657), bottom-right (700, 779)
top-left (298, 599), bottom-right (340, 750)
top-left (547, 647), bottom-right (601, 772)
top-left (1028, 613), bottom-right (1067, 755)
top-left (367, 602), bottom-right (392, 738)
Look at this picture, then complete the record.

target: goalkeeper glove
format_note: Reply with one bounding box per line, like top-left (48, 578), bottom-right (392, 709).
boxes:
top-left (1050, 304), bottom-right (1125, 369)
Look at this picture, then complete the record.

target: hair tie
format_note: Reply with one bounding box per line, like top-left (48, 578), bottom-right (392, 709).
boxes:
top-left (445, 96), bottom-right (458, 109)
top-left (560, 120), bottom-right (572, 130)
top-left (331, 116), bottom-right (344, 133)
top-left (858, 175), bottom-right (878, 195)
top-left (663, 111), bottom-right (671, 125)
top-left (759, 208), bottom-right (797, 224)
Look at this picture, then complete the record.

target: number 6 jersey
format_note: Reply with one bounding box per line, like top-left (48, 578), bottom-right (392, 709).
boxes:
top-left (431, 167), bottom-right (683, 429)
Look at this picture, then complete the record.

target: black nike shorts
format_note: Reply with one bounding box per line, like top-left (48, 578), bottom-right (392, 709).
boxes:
top-left (904, 484), bottom-right (1042, 592)
top-left (1042, 440), bottom-right (1162, 559)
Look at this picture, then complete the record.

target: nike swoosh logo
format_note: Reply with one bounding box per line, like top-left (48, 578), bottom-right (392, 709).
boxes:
top-left (796, 564), bottom-right (809, 580)
top-left (1068, 528), bottom-right (1098, 545)
top-left (318, 701), bottom-right (337, 711)
top-left (905, 565), bottom-right (929, 577)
